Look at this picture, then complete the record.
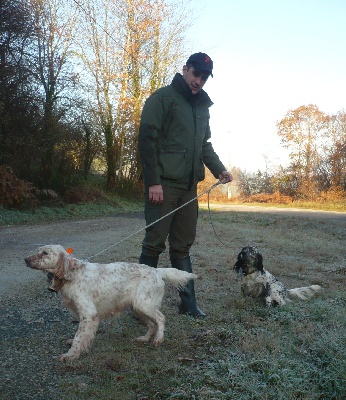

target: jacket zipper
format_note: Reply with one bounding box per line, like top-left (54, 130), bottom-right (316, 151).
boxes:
top-left (189, 106), bottom-right (198, 189)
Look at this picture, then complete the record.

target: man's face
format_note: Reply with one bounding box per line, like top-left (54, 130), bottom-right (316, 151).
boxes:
top-left (182, 66), bottom-right (210, 95)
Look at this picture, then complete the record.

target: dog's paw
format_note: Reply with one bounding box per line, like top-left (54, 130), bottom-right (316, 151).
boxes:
top-left (58, 352), bottom-right (78, 362)
top-left (136, 335), bottom-right (150, 343)
top-left (152, 337), bottom-right (164, 347)
top-left (58, 353), bottom-right (70, 362)
top-left (265, 298), bottom-right (273, 307)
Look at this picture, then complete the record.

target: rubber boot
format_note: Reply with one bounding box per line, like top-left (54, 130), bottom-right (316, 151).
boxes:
top-left (170, 256), bottom-right (206, 318)
top-left (139, 253), bottom-right (159, 268)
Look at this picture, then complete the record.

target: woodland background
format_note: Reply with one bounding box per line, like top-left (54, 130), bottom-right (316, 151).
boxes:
top-left (1, 0), bottom-right (346, 209)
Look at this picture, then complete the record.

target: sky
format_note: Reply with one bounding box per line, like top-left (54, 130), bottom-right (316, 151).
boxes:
top-left (187, 0), bottom-right (346, 172)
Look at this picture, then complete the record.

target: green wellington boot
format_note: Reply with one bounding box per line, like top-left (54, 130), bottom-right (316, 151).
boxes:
top-left (139, 253), bottom-right (159, 268)
top-left (170, 255), bottom-right (206, 318)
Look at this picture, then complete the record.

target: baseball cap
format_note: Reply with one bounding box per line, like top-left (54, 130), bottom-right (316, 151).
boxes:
top-left (186, 52), bottom-right (213, 77)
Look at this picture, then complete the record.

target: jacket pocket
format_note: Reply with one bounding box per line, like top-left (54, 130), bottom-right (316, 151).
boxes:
top-left (159, 147), bottom-right (187, 180)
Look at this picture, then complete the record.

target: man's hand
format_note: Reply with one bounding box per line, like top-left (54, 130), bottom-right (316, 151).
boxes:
top-left (148, 184), bottom-right (164, 204)
top-left (218, 171), bottom-right (233, 184)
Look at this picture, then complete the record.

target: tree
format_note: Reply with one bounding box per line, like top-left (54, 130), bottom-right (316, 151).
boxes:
top-left (326, 111), bottom-right (346, 190)
top-left (1, 0), bottom-right (193, 196)
top-left (75, 0), bottom-right (190, 189)
top-left (236, 169), bottom-right (274, 197)
top-left (276, 104), bottom-right (329, 198)
top-left (0, 0), bottom-right (37, 170)
top-left (27, 0), bottom-right (78, 187)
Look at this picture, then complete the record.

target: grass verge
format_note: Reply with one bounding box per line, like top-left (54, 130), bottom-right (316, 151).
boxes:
top-left (0, 198), bottom-right (143, 226)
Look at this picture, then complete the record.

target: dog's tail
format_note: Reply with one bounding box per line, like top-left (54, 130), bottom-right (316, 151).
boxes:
top-left (288, 285), bottom-right (321, 300)
top-left (157, 268), bottom-right (198, 289)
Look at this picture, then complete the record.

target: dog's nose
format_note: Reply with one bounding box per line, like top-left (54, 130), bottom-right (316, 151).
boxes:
top-left (24, 258), bottom-right (32, 267)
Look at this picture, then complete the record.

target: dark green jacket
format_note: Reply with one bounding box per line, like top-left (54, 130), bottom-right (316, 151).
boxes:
top-left (138, 73), bottom-right (226, 189)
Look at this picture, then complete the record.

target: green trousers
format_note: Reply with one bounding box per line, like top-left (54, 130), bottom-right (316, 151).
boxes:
top-left (141, 185), bottom-right (198, 258)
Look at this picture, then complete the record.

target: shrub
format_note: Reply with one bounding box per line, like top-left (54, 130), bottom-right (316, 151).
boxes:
top-left (244, 191), bottom-right (293, 204)
top-left (0, 165), bottom-right (35, 208)
top-left (319, 186), bottom-right (345, 202)
top-left (63, 185), bottom-right (108, 204)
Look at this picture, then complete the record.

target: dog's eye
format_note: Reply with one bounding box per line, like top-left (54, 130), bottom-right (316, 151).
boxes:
top-left (42, 251), bottom-right (48, 256)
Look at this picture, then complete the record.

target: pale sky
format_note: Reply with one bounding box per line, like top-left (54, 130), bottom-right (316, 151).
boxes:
top-left (187, 0), bottom-right (346, 172)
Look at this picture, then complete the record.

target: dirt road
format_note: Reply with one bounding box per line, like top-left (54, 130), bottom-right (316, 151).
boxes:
top-left (0, 213), bottom-right (146, 295)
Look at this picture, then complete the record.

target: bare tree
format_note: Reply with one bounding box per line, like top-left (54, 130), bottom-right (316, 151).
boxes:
top-left (74, 0), bottom-right (190, 189)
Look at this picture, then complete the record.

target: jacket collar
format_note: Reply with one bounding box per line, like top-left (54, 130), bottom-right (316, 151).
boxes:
top-left (171, 73), bottom-right (213, 107)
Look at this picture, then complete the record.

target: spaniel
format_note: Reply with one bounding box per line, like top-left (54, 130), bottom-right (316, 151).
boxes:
top-left (25, 245), bottom-right (197, 362)
top-left (234, 246), bottom-right (321, 307)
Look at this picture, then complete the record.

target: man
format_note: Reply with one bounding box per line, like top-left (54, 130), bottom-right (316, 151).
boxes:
top-left (138, 52), bottom-right (233, 318)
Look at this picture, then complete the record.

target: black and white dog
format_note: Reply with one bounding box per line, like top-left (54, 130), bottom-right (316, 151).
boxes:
top-left (234, 246), bottom-right (321, 307)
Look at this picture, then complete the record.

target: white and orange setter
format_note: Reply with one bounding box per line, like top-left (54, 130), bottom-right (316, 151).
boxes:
top-left (25, 245), bottom-right (197, 362)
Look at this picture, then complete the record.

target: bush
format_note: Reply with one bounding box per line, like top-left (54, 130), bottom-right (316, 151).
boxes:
top-left (319, 186), bottom-right (345, 202)
top-left (0, 165), bottom-right (36, 208)
top-left (244, 191), bottom-right (293, 204)
top-left (63, 185), bottom-right (109, 204)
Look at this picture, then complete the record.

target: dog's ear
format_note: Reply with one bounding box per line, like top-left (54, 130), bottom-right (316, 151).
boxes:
top-left (64, 257), bottom-right (84, 280)
top-left (234, 251), bottom-right (243, 272)
top-left (55, 250), bottom-right (80, 280)
top-left (234, 260), bottom-right (241, 272)
top-left (55, 253), bottom-right (68, 279)
top-left (256, 253), bottom-right (264, 272)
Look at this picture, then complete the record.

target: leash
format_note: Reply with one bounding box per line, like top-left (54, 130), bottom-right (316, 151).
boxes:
top-left (206, 187), bottom-right (228, 247)
top-left (87, 181), bottom-right (224, 260)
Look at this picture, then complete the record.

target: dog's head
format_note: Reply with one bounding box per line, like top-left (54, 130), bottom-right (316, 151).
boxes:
top-left (234, 246), bottom-right (264, 276)
top-left (25, 245), bottom-right (80, 280)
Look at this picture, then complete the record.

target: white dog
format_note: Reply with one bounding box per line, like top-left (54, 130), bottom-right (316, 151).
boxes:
top-left (234, 246), bottom-right (321, 307)
top-left (25, 245), bottom-right (197, 362)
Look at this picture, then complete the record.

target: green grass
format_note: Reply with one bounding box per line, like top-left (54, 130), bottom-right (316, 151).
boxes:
top-left (0, 197), bottom-right (143, 226)
top-left (52, 297), bottom-right (346, 400)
